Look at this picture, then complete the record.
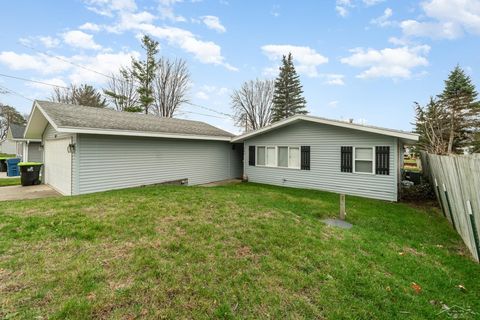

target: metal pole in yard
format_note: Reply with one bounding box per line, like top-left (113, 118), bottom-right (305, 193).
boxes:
top-left (434, 178), bottom-right (447, 218)
top-left (443, 183), bottom-right (457, 232)
top-left (339, 194), bottom-right (346, 220)
top-left (466, 200), bottom-right (480, 262)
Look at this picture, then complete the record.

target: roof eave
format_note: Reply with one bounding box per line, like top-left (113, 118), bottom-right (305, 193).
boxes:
top-left (57, 126), bottom-right (233, 141)
top-left (231, 115), bottom-right (419, 142)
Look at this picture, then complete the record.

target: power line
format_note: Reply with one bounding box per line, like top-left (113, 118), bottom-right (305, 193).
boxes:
top-left (0, 85), bottom-right (34, 102)
top-left (185, 101), bottom-right (233, 118)
top-left (179, 110), bottom-right (227, 119)
top-left (0, 73), bottom-right (70, 89)
top-left (18, 42), bottom-right (114, 80)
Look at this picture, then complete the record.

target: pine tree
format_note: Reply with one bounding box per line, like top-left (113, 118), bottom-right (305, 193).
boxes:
top-left (132, 35), bottom-right (159, 114)
top-left (438, 65), bottom-right (480, 154)
top-left (271, 53), bottom-right (307, 122)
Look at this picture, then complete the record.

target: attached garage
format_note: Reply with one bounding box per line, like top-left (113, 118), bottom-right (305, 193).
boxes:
top-left (44, 138), bottom-right (72, 195)
top-left (23, 100), bottom-right (242, 196)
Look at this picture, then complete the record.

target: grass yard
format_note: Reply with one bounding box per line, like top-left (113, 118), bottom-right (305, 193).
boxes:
top-left (0, 177), bottom-right (21, 187)
top-left (0, 183), bottom-right (479, 319)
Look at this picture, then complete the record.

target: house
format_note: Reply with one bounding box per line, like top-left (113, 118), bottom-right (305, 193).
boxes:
top-left (0, 138), bottom-right (16, 155)
top-left (24, 100), bottom-right (243, 195)
top-left (23, 100), bottom-right (418, 201)
top-left (5, 123), bottom-right (43, 162)
top-left (232, 115), bottom-right (419, 201)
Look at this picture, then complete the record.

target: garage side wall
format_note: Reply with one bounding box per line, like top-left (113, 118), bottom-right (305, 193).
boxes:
top-left (244, 121), bottom-right (398, 201)
top-left (76, 134), bottom-right (240, 195)
top-left (42, 124), bottom-right (77, 195)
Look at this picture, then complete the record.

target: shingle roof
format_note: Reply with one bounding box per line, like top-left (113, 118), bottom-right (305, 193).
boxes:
top-left (35, 100), bottom-right (233, 138)
top-left (9, 123), bottom-right (26, 139)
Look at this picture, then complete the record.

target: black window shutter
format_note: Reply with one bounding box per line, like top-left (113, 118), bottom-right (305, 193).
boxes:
top-left (375, 146), bottom-right (390, 175)
top-left (248, 146), bottom-right (255, 166)
top-left (301, 146), bottom-right (310, 170)
top-left (341, 146), bottom-right (353, 172)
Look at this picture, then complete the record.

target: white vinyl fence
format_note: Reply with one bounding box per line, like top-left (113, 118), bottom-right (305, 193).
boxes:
top-left (421, 152), bottom-right (480, 262)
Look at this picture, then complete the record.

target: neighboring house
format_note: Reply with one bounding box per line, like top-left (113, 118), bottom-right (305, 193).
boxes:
top-left (24, 100), bottom-right (243, 196)
top-left (5, 123), bottom-right (43, 162)
top-left (24, 100), bottom-right (418, 201)
top-left (0, 138), bottom-right (16, 155)
top-left (232, 116), bottom-right (419, 201)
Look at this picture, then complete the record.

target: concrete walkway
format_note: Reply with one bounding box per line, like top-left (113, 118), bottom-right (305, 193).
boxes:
top-left (0, 185), bottom-right (60, 202)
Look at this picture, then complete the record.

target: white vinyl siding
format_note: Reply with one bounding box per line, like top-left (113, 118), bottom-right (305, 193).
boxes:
top-left (245, 121), bottom-right (398, 201)
top-left (76, 134), bottom-right (241, 195)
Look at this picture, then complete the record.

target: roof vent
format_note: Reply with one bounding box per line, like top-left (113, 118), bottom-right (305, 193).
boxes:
top-left (349, 118), bottom-right (354, 124)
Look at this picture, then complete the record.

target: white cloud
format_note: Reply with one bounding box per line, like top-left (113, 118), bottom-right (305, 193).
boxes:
top-left (370, 8), bottom-right (393, 27)
top-left (39, 36), bottom-right (60, 48)
top-left (261, 44), bottom-right (328, 77)
top-left (0, 52), bottom-right (71, 74)
top-left (340, 45), bottom-right (430, 79)
top-left (84, 0), bottom-right (235, 70)
top-left (195, 84), bottom-right (229, 100)
top-left (157, 0), bottom-right (186, 22)
top-left (400, 0), bottom-right (480, 39)
top-left (328, 100), bottom-right (339, 108)
top-left (62, 30), bottom-right (102, 50)
top-left (68, 51), bottom-right (139, 84)
top-left (336, 0), bottom-right (383, 17)
top-left (201, 16), bottom-right (226, 33)
top-left (323, 74), bottom-right (345, 85)
top-left (79, 22), bottom-right (101, 32)
top-left (363, 0), bottom-right (384, 6)
top-left (26, 77), bottom-right (67, 92)
top-left (336, 0), bottom-right (352, 17)
top-left (401, 20), bottom-right (462, 39)
top-left (0, 50), bottom-right (139, 85)
top-left (84, 0), bottom-right (137, 17)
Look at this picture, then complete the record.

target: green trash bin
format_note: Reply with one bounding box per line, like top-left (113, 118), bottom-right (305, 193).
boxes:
top-left (18, 162), bottom-right (43, 186)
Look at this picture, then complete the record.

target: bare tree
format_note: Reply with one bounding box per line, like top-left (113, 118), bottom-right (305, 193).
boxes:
top-left (50, 84), bottom-right (107, 108)
top-left (104, 68), bottom-right (140, 112)
top-left (414, 98), bottom-right (449, 154)
top-left (0, 104), bottom-right (26, 140)
top-left (152, 58), bottom-right (190, 117)
top-left (231, 79), bottom-right (274, 132)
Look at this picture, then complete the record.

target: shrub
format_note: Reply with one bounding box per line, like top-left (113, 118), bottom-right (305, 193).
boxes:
top-left (401, 183), bottom-right (436, 202)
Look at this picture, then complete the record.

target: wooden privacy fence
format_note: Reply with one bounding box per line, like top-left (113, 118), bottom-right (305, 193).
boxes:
top-left (421, 152), bottom-right (480, 262)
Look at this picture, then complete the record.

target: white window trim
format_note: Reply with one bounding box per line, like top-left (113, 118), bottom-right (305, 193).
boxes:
top-left (353, 146), bottom-right (375, 175)
top-left (256, 145), bottom-right (301, 170)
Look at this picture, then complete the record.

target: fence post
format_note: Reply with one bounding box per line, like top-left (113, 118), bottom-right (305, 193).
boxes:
top-left (467, 200), bottom-right (480, 261)
top-left (443, 183), bottom-right (457, 232)
top-left (339, 194), bottom-right (346, 220)
top-left (434, 178), bottom-right (447, 218)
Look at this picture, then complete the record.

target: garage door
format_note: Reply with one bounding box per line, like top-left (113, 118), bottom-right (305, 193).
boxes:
top-left (44, 139), bottom-right (72, 195)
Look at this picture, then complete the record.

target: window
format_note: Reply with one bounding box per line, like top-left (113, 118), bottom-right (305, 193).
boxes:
top-left (289, 147), bottom-right (300, 169)
top-left (266, 147), bottom-right (276, 166)
top-left (257, 147), bottom-right (265, 166)
top-left (278, 147), bottom-right (289, 167)
top-left (256, 146), bottom-right (303, 169)
top-left (354, 147), bottom-right (374, 174)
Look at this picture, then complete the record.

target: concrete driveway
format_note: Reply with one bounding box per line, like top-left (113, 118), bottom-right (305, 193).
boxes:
top-left (0, 185), bottom-right (61, 201)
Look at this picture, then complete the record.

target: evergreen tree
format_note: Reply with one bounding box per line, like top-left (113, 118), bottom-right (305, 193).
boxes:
top-left (132, 35), bottom-right (159, 114)
top-left (271, 53), bottom-right (307, 122)
top-left (438, 65), bottom-right (480, 153)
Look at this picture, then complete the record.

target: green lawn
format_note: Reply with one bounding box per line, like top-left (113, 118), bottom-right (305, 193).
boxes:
top-left (0, 183), bottom-right (479, 319)
top-left (0, 177), bottom-right (21, 187)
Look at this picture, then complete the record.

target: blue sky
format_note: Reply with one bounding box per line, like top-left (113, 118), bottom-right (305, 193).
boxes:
top-left (0, 0), bottom-right (479, 133)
